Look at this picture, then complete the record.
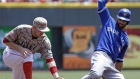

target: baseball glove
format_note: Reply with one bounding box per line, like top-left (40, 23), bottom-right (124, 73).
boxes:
top-left (57, 76), bottom-right (64, 79)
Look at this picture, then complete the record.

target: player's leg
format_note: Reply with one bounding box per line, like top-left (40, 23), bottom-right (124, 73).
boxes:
top-left (103, 63), bottom-right (125, 79)
top-left (3, 47), bottom-right (26, 79)
top-left (81, 73), bottom-right (93, 79)
top-left (103, 70), bottom-right (124, 79)
top-left (12, 54), bottom-right (33, 79)
top-left (81, 51), bottom-right (106, 79)
top-left (11, 54), bottom-right (33, 79)
top-left (23, 54), bottom-right (33, 79)
top-left (3, 47), bottom-right (33, 79)
top-left (12, 63), bottom-right (26, 79)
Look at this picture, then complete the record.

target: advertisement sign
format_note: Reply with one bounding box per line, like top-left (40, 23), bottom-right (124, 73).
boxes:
top-left (0, 26), bottom-right (52, 70)
top-left (124, 26), bottom-right (140, 68)
top-left (63, 25), bottom-right (140, 69)
top-left (63, 26), bottom-right (96, 69)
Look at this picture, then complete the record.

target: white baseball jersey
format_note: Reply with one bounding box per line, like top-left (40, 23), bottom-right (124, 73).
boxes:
top-left (5, 24), bottom-right (53, 59)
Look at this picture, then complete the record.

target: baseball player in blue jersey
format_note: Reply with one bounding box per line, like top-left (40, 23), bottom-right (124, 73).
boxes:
top-left (81, 0), bottom-right (131, 79)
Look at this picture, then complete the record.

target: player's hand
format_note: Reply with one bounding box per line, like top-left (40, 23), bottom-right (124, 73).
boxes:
top-left (20, 48), bottom-right (32, 58)
top-left (57, 76), bottom-right (64, 79)
top-left (102, 76), bottom-right (105, 79)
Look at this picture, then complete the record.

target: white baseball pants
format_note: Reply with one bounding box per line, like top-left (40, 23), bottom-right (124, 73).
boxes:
top-left (81, 51), bottom-right (125, 79)
top-left (3, 47), bottom-right (33, 79)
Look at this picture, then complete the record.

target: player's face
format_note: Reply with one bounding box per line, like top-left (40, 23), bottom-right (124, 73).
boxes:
top-left (32, 26), bottom-right (44, 38)
top-left (117, 19), bottom-right (128, 29)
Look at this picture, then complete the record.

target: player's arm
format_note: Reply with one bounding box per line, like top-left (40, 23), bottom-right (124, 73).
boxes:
top-left (98, 0), bottom-right (110, 25)
top-left (3, 26), bottom-right (21, 50)
top-left (40, 39), bottom-right (64, 79)
top-left (46, 54), bottom-right (64, 79)
top-left (3, 26), bottom-right (31, 57)
top-left (116, 43), bottom-right (129, 71)
top-left (3, 38), bottom-right (24, 52)
top-left (46, 57), bottom-right (61, 79)
top-left (3, 38), bottom-right (31, 57)
top-left (115, 62), bottom-right (123, 71)
top-left (3, 27), bottom-right (24, 52)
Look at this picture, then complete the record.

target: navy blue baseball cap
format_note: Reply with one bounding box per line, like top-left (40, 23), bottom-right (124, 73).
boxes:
top-left (117, 8), bottom-right (131, 22)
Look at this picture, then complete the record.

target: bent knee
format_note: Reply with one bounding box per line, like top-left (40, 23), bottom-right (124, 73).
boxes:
top-left (23, 54), bottom-right (33, 62)
top-left (90, 71), bottom-right (102, 79)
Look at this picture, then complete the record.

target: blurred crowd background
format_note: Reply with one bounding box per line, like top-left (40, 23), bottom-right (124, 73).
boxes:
top-left (0, 0), bottom-right (140, 3)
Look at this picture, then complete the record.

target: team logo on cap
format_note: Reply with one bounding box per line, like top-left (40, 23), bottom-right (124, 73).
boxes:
top-left (37, 23), bottom-right (46, 28)
top-left (123, 13), bottom-right (127, 17)
top-left (34, 20), bottom-right (46, 28)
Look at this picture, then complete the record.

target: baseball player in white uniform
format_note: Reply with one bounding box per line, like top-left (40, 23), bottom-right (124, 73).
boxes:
top-left (3, 17), bottom-right (64, 79)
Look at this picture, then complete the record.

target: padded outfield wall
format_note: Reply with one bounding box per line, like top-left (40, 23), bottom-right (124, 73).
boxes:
top-left (0, 3), bottom-right (140, 69)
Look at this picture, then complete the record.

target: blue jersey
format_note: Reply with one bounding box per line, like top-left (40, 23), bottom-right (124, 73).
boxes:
top-left (95, 0), bottom-right (129, 63)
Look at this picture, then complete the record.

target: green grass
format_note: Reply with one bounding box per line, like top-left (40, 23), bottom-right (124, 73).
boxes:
top-left (0, 70), bottom-right (139, 79)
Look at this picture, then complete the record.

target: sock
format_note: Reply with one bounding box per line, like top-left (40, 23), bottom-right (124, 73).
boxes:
top-left (23, 62), bottom-right (32, 79)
